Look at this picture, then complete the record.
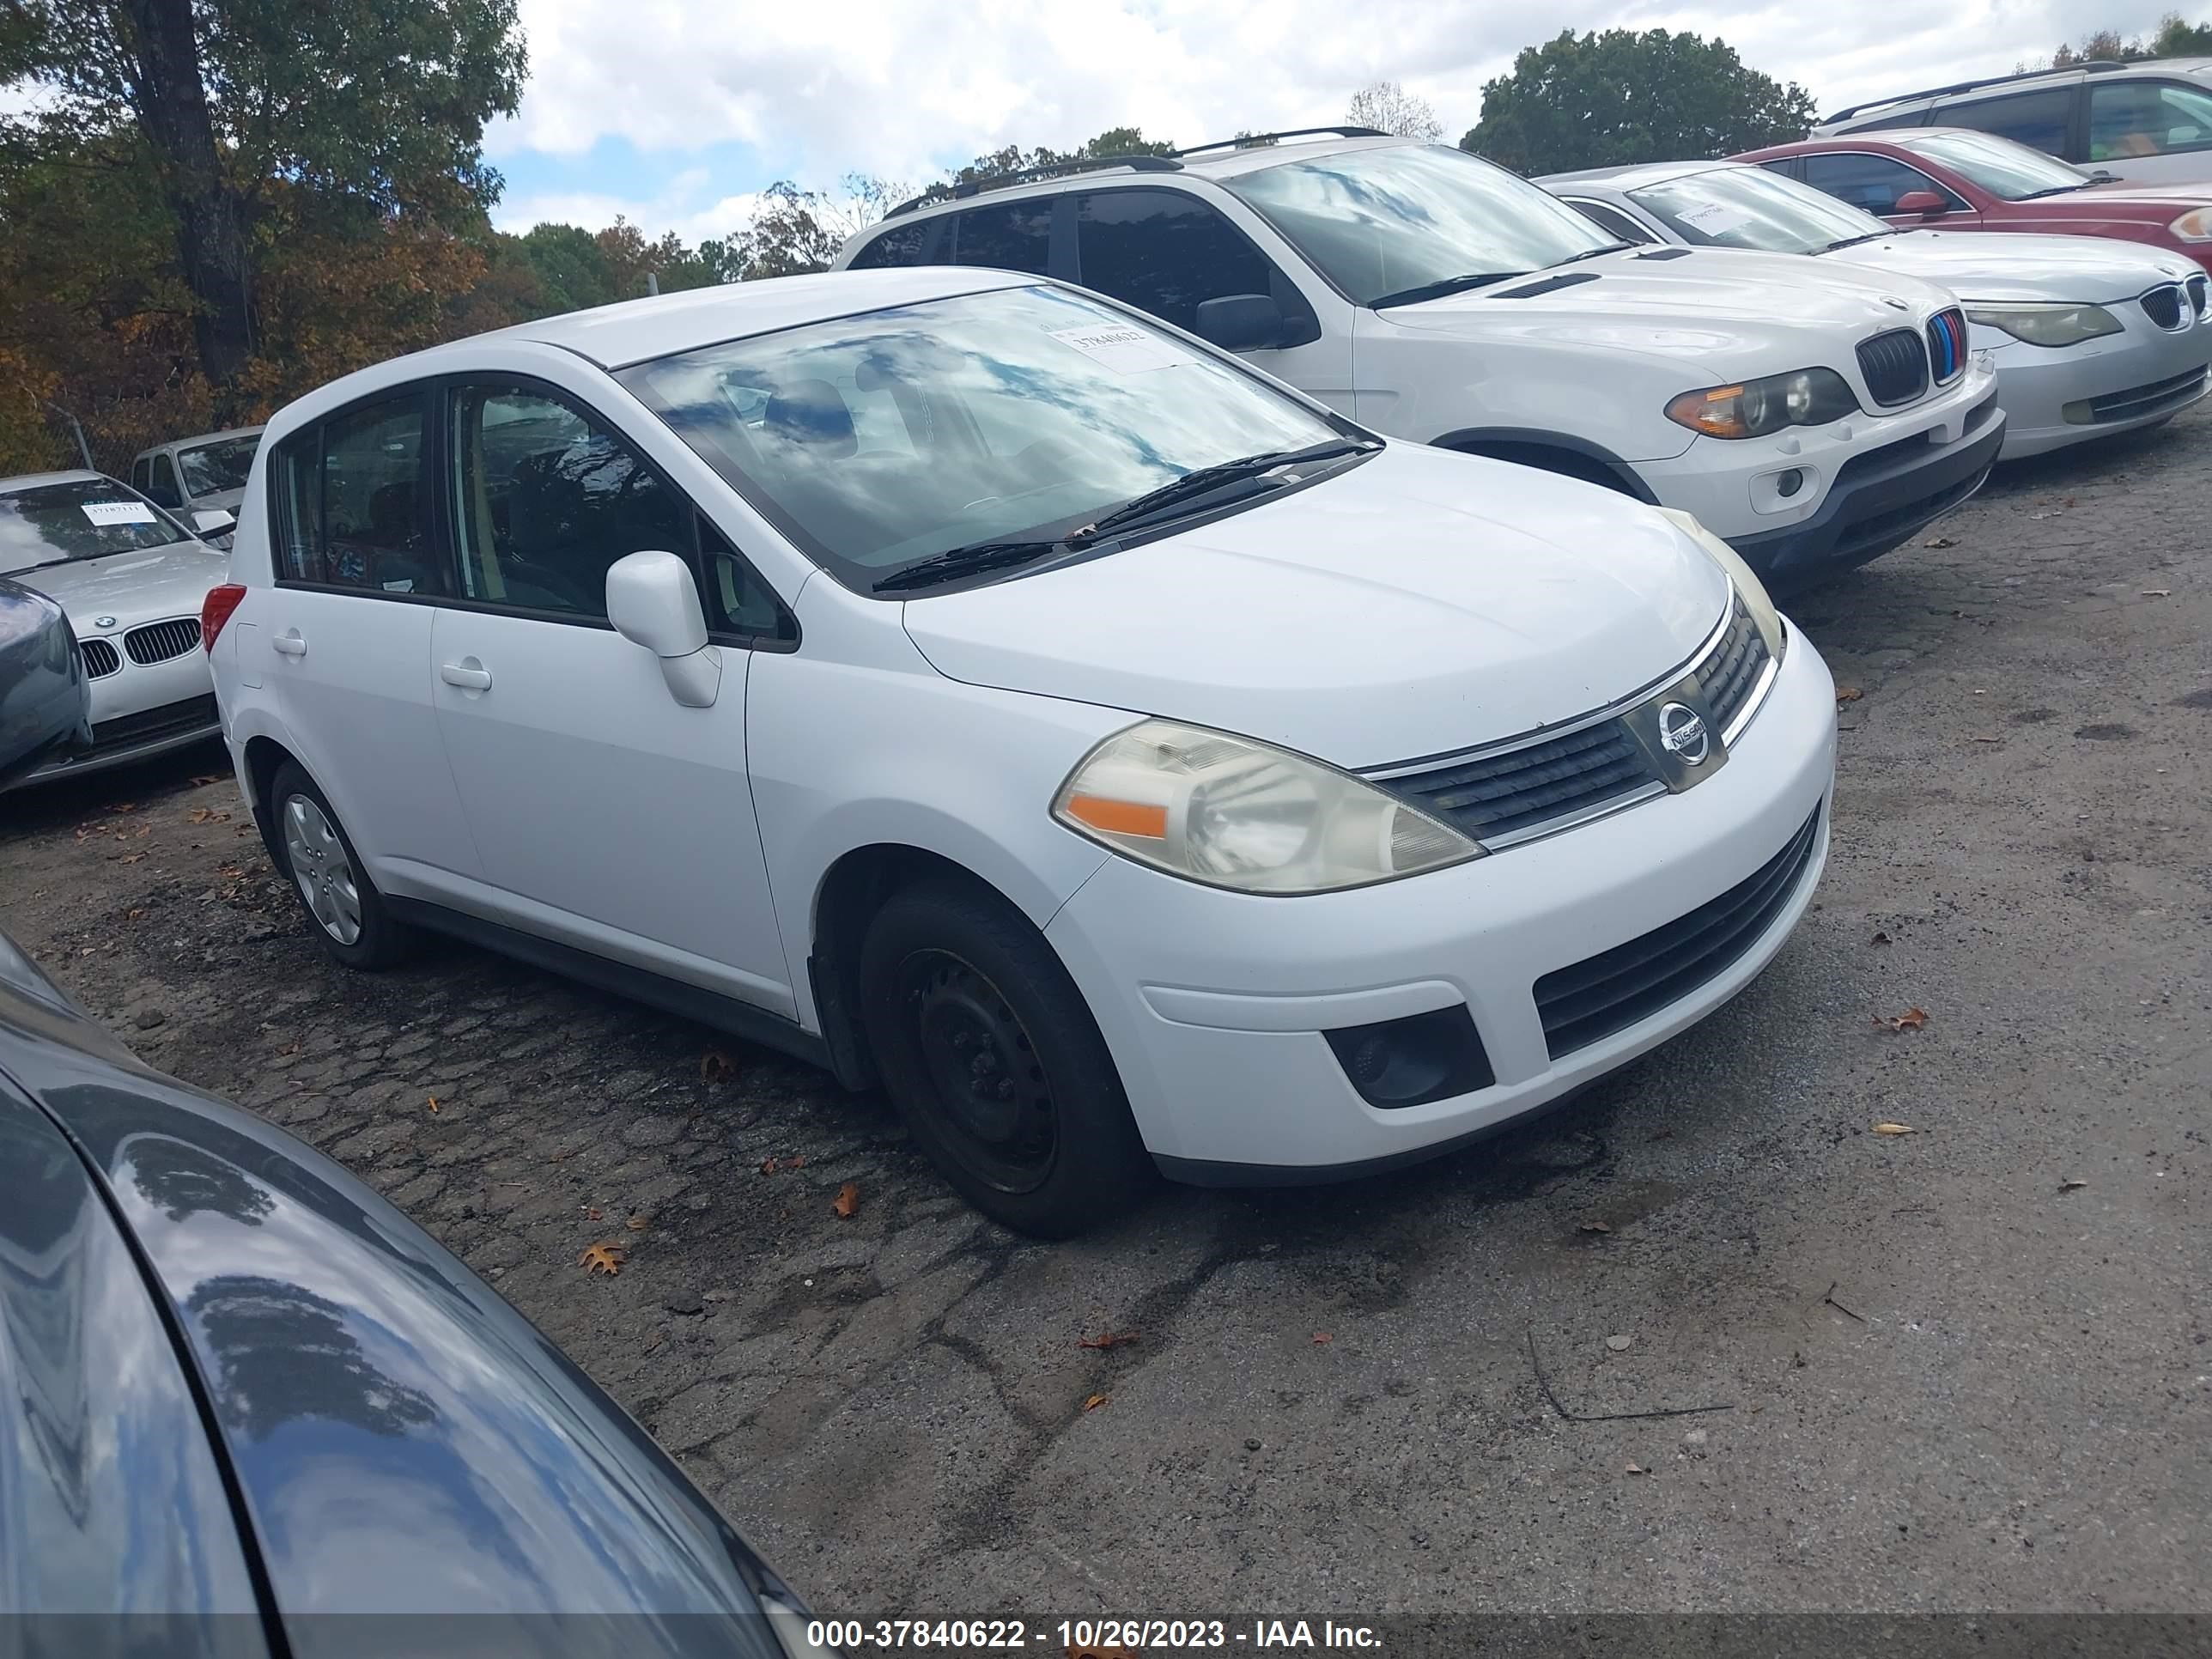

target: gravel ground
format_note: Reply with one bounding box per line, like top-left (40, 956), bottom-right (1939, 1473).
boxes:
top-left (3, 407), bottom-right (2208, 1622)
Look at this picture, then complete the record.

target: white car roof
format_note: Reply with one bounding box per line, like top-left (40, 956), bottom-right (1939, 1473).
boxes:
top-left (137, 426), bottom-right (265, 460)
top-left (0, 470), bottom-right (109, 495)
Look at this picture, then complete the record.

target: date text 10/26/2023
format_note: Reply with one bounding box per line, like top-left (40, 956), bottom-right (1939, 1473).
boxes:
top-left (805, 1618), bottom-right (1384, 1650)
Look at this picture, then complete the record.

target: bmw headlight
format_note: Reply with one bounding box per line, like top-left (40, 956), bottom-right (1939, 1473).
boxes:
top-left (1656, 507), bottom-right (1787, 664)
top-left (1962, 302), bottom-right (2123, 347)
top-left (1665, 368), bottom-right (1859, 439)
top-left (1053, 720), bottom-right (1480, 893)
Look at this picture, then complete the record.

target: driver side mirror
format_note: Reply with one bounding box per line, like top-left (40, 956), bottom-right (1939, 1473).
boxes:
top-left (1894, 190), bottom-right (1948, 217)
top-left (606, 550), bottom-right (721, 708)
top-left (1194, 293), bottom-right (1289, 352)
top-left (192, 507), bottom-right (236, 537)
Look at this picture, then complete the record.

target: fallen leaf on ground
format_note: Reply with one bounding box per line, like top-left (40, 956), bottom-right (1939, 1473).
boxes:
top-left (1606, 1334), bottom-right (1632, 1352)
top-left (579, 1243), bottom-right (624, 1276)
top-left (189, 775), bottom-right (224, 787)
top-left (106, 802), bottom-right (137, 813)
top-left (627, 1213), bottom-right (650, 1231)
top-left (125, 908), bottom-right (146, 921)
top-left (585, 1206), bottom-right (602, 1221)
top-left (758, 1157), bottom-right (779, 1175)
top-left (1626, 1461), bottom-right (1648, 1475)
top-left (1311, 1332), bottom-right (1333, 1346)
top-left (1870, 931), bottom-right (1893, 945)
top-left (426, 1096), bottom-right (439, 1115)
top-left (1577, 1220), bottom-right (1613, 1235)
top-left (1079, 1329), bottom-right (1141, 1350)
top-left (186, 806), bottom-right (231, 824)
top-left (1872, 1121), bottom-right (1917, 1136)
top-left (2058, 1178), bottom-right (2088, 1193)
top-left (1922, 536), bottom-right (1956, 549)
top-left (1835, 685), bottom-right (1863, 704)
top-left (832, 1182), bottom-right (860, 1219)
top-left (112, 853), bottom-right (146, 865)
top-left (1083, 1393), bottom-right (1110, 1412)
top-left (699, 1048), bottom-right (736, 1085)
top-left (1873, 1006), bottom-right (1929, 1032)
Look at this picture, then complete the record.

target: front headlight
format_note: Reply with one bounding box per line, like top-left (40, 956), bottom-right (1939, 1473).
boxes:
top-left (1656, 507), bottom-right (1787, 664)
top-left (1053, 720), bottom-right (1480, 893)
top-left (1665, 368), bottom-right (1859, 439)
top-left (2169, 209), bottom-right (2212, 242)
top-left (1963, 301), bottom-right (2123, 347)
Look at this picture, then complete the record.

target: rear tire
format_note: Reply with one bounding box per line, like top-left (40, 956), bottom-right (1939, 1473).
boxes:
top-left (857, 879), bottom-right (1154, 1237)
top-left (269, 760), bottom-right (416, 969)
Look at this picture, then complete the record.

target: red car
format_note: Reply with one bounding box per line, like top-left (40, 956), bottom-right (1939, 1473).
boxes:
top-left (1736, 128), bottom-right (2212, 271)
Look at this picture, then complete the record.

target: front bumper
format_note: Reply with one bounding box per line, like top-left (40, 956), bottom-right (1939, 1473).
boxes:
top-left (1044, 631), bottom-right (1838, 1180)
top-left (12, 644), bottom-right (220, 787)
top-left (1981, 310), bottom-right (2212, 459)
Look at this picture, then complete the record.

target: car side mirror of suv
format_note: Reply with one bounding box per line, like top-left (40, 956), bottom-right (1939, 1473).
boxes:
top-left (192, 507), bottom-right (236, 537)
top-left (606, 550), bottom-right (721, 708)
top-left (1194, 294), bottom-right (1289, 351)
top-left (1894, 191), bottom-right (1948, 217)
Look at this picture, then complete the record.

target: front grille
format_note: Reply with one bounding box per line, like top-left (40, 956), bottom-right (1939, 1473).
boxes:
top-left (2141, 284), bottom-right (2185, 330)
top-left (1925, 307), bottom-right (1968, 384)
top-left (78, 637), bottom-right (121, 678)
top-left (87, 693), bottom-right (219, 755)
top-left (1856, 328), bottom-right (1929, 406)
top-left (1534, 805), bottom-right (1824, 1059)
top-left (2188, 275), bottom-right (2208, 319)
top-left (124, 617), bottom-right (201, 665)
top-left (2076, 365), bottom-right (2209, 424)
top-left (1699, 596), bottom-right (1771, 734)
top-left (1383, 720), bottom-right (1657, 844)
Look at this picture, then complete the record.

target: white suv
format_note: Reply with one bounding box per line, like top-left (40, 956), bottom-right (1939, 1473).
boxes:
top-left (837, 130), bottom-right (2003, 592)
top-left (203, 270), bottom-right (1837, 1236)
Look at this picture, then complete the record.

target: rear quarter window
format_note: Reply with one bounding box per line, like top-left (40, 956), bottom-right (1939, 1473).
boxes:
top-left (848, 218), bottom-right (942, 269)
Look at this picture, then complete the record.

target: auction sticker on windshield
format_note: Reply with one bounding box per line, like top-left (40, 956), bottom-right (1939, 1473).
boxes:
top-left (1675, 202), bottom-right (1751, 236)
top-left (82, 501), bottom-right (158, 526)
top-left (1049, 323), bottom-right (1194, 374)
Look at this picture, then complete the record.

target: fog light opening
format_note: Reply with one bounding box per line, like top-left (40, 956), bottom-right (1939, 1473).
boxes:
top-left (1775, 468), bottom-right (1805, 499)
top-left (1324, 1006), bottom-right (1494, 1109)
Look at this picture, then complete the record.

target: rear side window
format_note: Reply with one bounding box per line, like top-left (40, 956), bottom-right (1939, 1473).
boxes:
top-left (848, 218), bottom-right (940, 270)
top-left (1563, 199), bottom-right (1656, 244)
top-left (2089, 79), bottom-right (2212, 161)
top-left (951, 199), bottom-right (1054, 274)
top-left (1073, 189), bottom-right (1278, 331)
top-left (271, 392), bottom-right (449, 595)
top-left (1940, 88), bottom-right (2075, 155)
top-left (1798, 153), bottom-right (1955, 215)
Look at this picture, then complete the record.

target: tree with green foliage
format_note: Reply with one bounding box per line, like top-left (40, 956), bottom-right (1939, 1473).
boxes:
top-left (1462, 28), bottom-right (1816, 176)
top-left (2050, 12), bottom-right (2212, 64)
top-left (926, 125), bottom-right (1176, 204)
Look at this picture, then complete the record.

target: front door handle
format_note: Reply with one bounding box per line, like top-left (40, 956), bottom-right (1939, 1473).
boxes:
top-left (440, 659), bottom-right (492, 691)
top-left (272, 630), bottom-right (307, 658)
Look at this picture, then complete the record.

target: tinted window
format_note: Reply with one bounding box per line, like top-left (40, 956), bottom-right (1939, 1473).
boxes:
top-left (450, 385), bottom-right (690, 619)
top-left (2090, 79), bottom-right (2212, 161)
top-left (1942, 88), bottom-right (2075, 155)
top-left (1799, 153), bottom-right (1949, 215)
top-left (272, 394), bottom-right (448, 594)
top-left (951, 200), bottom-right (1053, 275)
top-left (0, 478), bottom-right (191, 574)
top-left (1562, 199), bottom-right (1656, 243)
top-left (623, 283), bottom-right (1346, 592)
top-left (848, 217), bottom-right (939, 270)
top-left (143, 453), bottom-right (182, 507)
top-left (1073, 189), bottom-right (1277, 331)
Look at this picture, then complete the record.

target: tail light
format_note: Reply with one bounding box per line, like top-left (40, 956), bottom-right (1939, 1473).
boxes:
top-left (201, 583), bottom-right (248, 652)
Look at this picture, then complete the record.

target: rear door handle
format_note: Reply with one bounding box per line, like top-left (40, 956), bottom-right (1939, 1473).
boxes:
top-left (272, 630), bottom-right (307, 657)
top-left (440, 659), bottom-right (492, 691)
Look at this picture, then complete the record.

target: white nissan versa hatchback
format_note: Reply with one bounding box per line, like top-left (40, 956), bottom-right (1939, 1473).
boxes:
top-left (204, 270), bottom-right (1838, 1236)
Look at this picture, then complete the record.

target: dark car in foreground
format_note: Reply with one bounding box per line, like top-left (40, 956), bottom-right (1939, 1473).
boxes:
top-left (0, 931), bottom-right (829, 1657)
top-left (0, 575), bottom-right (91, 788)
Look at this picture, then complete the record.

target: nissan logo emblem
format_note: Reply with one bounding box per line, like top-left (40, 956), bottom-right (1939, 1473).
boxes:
top-left (1658, 702), bottom-right (1711, 765)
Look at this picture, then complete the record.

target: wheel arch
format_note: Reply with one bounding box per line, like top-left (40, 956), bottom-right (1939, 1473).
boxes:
top-left (1429, 427), bottom-right (1657, 501)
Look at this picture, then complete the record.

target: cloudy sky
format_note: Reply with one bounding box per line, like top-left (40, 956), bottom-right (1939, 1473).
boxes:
top-left (486, 0), bottom-right (2197, 241)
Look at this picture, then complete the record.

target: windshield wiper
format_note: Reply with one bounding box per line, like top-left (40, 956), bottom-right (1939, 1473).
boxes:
top-left (873, 538), bottom-right (1070, 592)
top-left (1370, 270), bottom-right (1529, 307)
top-left (1818, 230), bottom-right (1895, 252)
top-left (1549, 240), bottom-right (1633, 265)
top-left (2016, 182), bottom-right (2093, 199)
top-left (1068, 438), bottom-right (1379, 545)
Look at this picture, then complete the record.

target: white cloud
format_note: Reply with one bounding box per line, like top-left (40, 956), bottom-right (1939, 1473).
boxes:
top-left (493, 180), bottom-right (765, 245)
top-left (486, 0), bottom-right (2195, 233)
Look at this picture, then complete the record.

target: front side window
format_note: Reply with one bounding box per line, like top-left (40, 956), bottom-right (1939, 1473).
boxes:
top-left (1071, 189), bottom-right (1279, 331)
top-left (0, 478), bottom-right (192, 575)
top-left (1562, 199), bottom-right (1656, 244)
top-left (1627, 166), bottom-right (1893, 252)
top-left (2090, 79), bottom-right (2212, 161)
top-left (272, 393), bottom-right (448, 594)
top-left (449, 385), bottom-right (690, 618)
top-left (622, 283), bottom-right (1349, 592)
top-left (176, 434), bottom-right (260, 499)
top-left (951, 200), bottom-right (1054, 275)
top-left (143, 453), bottom-right (182, 507)
top-left (1798, 152), bottom-right (1953, 216)
top-left (1894, 130), bottom-right (2093, 198)
top-left (1226, 143), bottom-right (1615, 307)
top-left (1942, 88), bottom-right (2075, 155)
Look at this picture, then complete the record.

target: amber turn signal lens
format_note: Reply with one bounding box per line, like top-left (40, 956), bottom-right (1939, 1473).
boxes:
top-left (1063, 794), bottom-right (1168, 839)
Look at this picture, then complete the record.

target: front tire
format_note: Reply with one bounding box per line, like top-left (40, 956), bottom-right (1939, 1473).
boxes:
top-left (857, 880), bottom-right (1153, 1237)
top-left (269, 760), bottom-right (416, 969)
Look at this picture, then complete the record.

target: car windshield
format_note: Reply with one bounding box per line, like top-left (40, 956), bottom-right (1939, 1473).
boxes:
top-left (176, 434), bottom-right (259, 496)
top-left (0, 478), bottom-right (190, 574)
top-left (1224, 143), bottom-right (1617, 307)
top-left (620, 283), bottom-right (1350, 592)
top-left (1895, 131), bottom-right (2094, 199)
top-left (1626, 167), bottom-right (1893, 252)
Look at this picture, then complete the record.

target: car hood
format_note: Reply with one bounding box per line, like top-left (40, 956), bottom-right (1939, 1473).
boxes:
top-left (900, 443), bottom-right (1731, 769)
top-left (1826, 229), bottom-right (2199, 301)
top-left (9, 539), bottom-right (228, 624)
top-left (2075, 181), bottom-right (2212, 208)
top-left (1379, 245), bottom-right (1959, 367)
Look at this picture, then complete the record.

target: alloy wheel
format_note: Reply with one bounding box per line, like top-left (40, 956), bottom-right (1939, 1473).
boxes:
top-left (283, 793), bottom-right (363, 945)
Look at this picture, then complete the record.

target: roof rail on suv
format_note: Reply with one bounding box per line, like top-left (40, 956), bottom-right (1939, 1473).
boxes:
top-left (1823, 60), bottom-right (2126, 125)
top-left (1174, 126), bottom-right (1386, 157)
top-left (884, 153), bottom-right (1183, 218)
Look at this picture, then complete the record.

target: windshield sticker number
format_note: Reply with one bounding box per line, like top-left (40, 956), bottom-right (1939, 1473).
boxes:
top-left (1048, 324), bottom-right (1194, 375)
top-left (1676, 202), bottom-right (1752, 236)
top-left (82, 501), bottom-right (159, 527)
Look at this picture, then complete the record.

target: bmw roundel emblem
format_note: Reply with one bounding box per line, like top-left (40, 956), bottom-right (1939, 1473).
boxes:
top-left (94, 616), bottom-right (117, 629)
top-left (1658, 702), bottom-right (1711, 765)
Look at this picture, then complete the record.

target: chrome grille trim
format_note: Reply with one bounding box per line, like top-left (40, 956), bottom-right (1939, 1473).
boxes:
top-left (124, 617), bottom-right (202, 665)
top-left (79, 637), bottom-right (122, 678)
